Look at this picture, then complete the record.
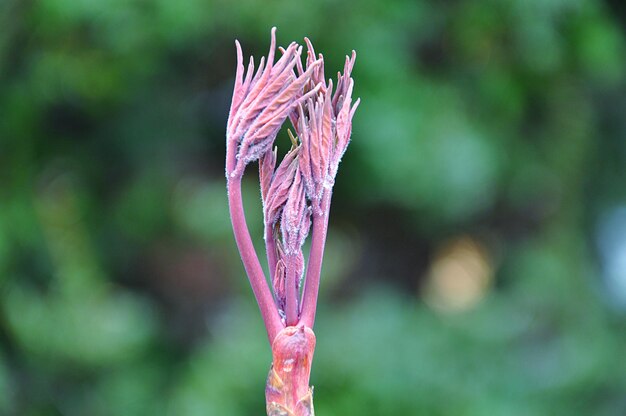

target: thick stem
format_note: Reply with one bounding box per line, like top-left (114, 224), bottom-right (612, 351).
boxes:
top-left (299, 191), bottom-right (332, 328)
top-left (227, 176), bottom-right (283, 342)
top-left (266, 326), bottom-right (316, 416)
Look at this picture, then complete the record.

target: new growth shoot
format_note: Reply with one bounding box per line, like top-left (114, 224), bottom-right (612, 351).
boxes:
top-left (226, 27), bottom-right (359, 415)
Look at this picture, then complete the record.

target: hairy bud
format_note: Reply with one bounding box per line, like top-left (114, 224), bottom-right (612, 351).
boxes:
top-left (226, 27), bottom-right (322, 178)
top-left (292, 50), bottom-right (360, 214)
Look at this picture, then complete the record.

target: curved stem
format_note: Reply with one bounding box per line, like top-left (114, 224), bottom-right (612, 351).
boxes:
top-left (227, 176), bottom-right (283, 342)
top-left (299, 191), bottom-right (332, 328)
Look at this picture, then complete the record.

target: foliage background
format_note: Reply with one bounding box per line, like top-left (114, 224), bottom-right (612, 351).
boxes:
top-left (2, 0), bottom-right (626, 414)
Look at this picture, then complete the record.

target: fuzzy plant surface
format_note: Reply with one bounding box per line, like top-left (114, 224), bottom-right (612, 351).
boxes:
top-left (225, 27), bottom-right (359, 416)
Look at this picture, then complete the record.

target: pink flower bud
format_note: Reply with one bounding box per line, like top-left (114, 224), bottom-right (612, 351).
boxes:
top-left (280, 168), bottom-right (310, 256)
top-left (293, 51), bottom-right (360, 213)
top-left (263, 144), bottom-right (300, 230)
top-left (226, 28), bottom-right (322, 178)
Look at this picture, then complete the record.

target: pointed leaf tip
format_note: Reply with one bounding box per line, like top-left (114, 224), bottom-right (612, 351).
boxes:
top-left (287, 129), bottom-right (298, 147)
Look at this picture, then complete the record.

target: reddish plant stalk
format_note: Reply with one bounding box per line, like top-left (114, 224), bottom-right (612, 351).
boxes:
top-left (284, 255), bottom-right (300, 326)
top-left (225, 27), bottom-right (358, 415)
top-left (266, 326), bottom-right (316, 416)
top-left (227, 176), bottom-right (283, 342)
top-left (299, 191), bottom-right (331, 328)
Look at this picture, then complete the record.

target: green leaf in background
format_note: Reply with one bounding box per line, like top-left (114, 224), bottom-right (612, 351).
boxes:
top-left (1, 0), bottom-right (626, 414)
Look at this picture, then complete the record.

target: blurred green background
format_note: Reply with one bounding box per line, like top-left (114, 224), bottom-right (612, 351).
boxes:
top-left (2, 0), bottom-right (626, 414)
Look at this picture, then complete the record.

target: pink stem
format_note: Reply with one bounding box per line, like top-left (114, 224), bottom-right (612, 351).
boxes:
top-left (284, 254), bottom-right (299, 326)
top-left (227, 176), bottom-right (283, 342)
top-left (299, 191), bottom-right (332, 328)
